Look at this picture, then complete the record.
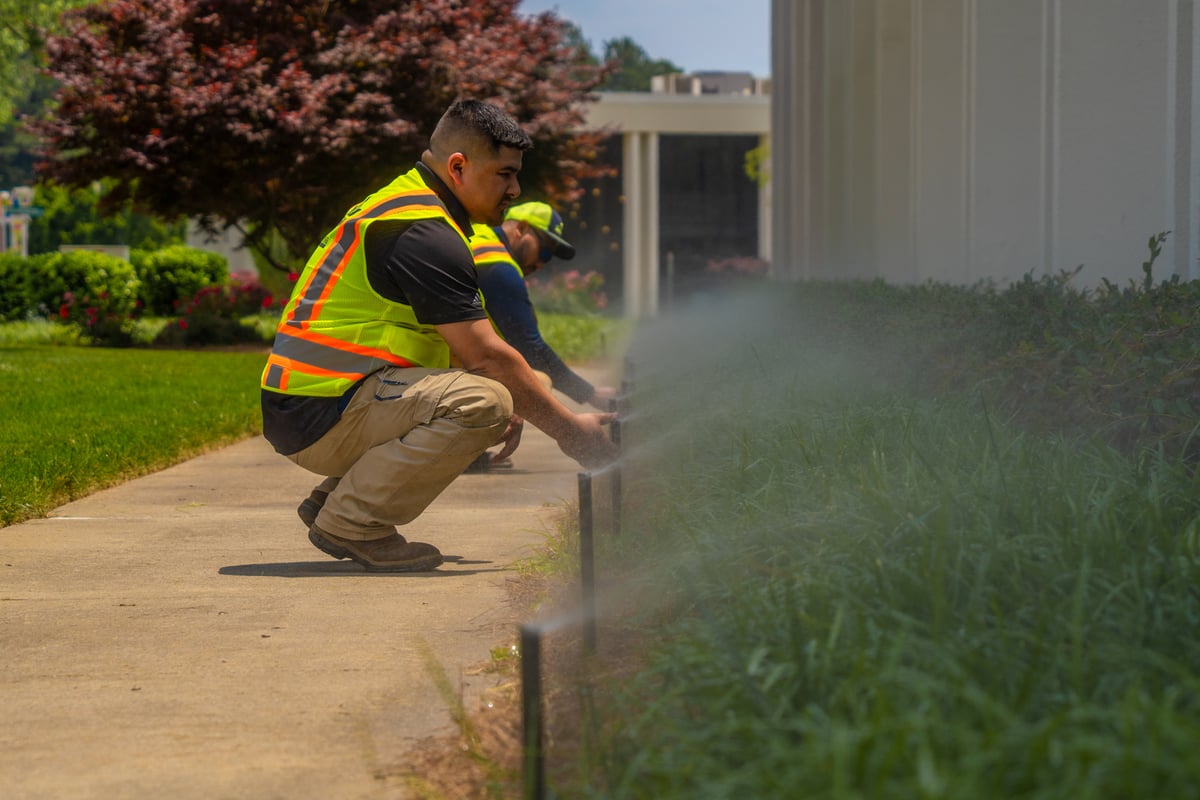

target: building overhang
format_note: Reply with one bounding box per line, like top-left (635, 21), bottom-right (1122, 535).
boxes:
top-left (579, 91), bottom-right (770, 136)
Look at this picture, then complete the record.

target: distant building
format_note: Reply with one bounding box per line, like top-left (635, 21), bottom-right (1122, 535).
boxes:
top-left (575, 73), bottom-right (771, 317)
top-left (0, 186), bottom-right (35, 257)
top-left (651, 71), bottom-right (772, 97)
top-left (185, 220), bottom-right (256, 274)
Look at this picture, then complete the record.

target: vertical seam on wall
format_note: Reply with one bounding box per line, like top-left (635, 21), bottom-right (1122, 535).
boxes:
top-left (846, 2), bottom-right (857, 276)
top-left (1167, 0), bottom-right (1180, 278)
top-left (874, 0), bottom-right (884, 280)
top-left (820, 2), bottom-right (830, 272)
top-left (1192, 0), bottom-right (1200, 280)
top-left (1040, 0), bottom-right (1060, 275)
top-left (964, 0), bottom-right (977, 283)
top-left (912, 0), bottom-right (923, 279)
top-left (806, 0), bottom-right (816, 277)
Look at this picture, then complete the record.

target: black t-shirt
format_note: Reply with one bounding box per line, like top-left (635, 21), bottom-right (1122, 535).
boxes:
top-left (261, 165), bottom-right (485, 455)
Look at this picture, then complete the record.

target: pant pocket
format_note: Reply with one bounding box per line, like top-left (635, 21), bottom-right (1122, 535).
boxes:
top-left (371, 368), bottom-right (455, 428)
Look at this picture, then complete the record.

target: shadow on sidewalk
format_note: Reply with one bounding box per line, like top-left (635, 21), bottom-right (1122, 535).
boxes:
top-left (218, 555), bottom-right (502, 578)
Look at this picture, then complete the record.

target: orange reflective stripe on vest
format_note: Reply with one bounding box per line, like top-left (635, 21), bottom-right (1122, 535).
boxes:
top-left (261, 168), bottom-right (468, 397)
top-left (261, 328), bottom-right (416, 391)
top-left (287, 191), bottom-right (447, 326)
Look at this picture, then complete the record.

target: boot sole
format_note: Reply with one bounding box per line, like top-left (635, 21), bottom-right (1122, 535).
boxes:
top-left (308, 528), bottom-right (443, 573)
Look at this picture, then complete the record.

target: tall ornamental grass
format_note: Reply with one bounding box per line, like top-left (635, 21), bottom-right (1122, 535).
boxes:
top-left (574, 284), bottom-right (1200, 799)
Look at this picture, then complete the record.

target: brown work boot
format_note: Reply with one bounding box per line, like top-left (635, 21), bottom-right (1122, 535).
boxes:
top-left (462, 451), bottom-right (515, 473)
top-left (297, 489), bottom-right (328, 528)
top-left (307, 524), bottom-right (443, 572)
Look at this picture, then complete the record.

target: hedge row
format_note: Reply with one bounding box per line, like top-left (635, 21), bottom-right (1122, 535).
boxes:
top-left (0, 245), bottom-right (227, 323)
top-left (764, 267), bottom-right (1200, 459)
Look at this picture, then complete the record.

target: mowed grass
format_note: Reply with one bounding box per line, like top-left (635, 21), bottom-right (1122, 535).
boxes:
top-left (0, 346), bottom-right (266, 526)
top-left (0, 311), bottom-right (620, 529)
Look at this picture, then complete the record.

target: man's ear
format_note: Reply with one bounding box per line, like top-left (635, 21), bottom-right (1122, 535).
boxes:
top-left (446, 152), bottom-right (467, 186)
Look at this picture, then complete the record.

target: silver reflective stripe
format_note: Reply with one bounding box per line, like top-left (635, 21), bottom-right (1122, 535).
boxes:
top-left (264, 363), bottom-right (285, 390)
top-left (272, 329), bottom-right (383, 377)
top-left (291, 193), bottom-right (443, 324)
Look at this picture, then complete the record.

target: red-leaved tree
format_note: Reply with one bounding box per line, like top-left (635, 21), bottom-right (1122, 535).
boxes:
top-left (30, 0), bottom-right (612, 268)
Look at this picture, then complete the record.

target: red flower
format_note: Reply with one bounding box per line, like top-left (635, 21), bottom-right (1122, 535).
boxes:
top-left (179, 319), bottom-right (188, 330)
top-left (288, 272), bottom-right (300, 282)
top-left (59, 305), bottom-right (70, 319)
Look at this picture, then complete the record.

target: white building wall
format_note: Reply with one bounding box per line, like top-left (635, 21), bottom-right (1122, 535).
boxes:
top-left (186, 219), bottom-right (256, 274)
top-left (772, 0), bottom-right (1200, 287)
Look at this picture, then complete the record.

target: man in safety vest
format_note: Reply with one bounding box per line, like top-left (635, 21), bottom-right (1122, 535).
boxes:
top-left (465, 202), bottom-right (615, 472)
top-left (260, 100), bottom-right (618, 572)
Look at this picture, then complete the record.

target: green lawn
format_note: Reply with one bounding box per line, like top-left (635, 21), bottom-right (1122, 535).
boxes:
top-left (0, 346), bottom-right (266, 526)
top-left (0, 311), bottom-right (624, 528)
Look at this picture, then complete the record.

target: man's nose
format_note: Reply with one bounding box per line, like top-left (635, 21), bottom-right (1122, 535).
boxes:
top-left (507, 176), bottom-right (521, 199)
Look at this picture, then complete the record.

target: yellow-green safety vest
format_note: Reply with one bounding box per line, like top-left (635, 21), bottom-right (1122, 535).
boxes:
top-left (469, 223), bottom-right (526, 340)
top-left (470, 222), bottom-right (525, 278)
top-left (261, 168), bottom-right (471, 397)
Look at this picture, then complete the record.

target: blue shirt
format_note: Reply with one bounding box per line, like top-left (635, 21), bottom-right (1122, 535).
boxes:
top-left (476, 228), bottom-right (596, 405)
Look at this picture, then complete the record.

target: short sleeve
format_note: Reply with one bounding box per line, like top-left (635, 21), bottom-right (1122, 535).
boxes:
top-left (365, 218), bottom-right (487, 326)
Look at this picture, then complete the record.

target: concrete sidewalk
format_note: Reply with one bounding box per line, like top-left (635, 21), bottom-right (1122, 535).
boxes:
top-left (0, 380), bottom-right (607, 799)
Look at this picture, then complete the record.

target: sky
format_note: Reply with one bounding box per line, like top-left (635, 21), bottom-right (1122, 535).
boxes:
top-left (516, 0), bottom-right (771, 78)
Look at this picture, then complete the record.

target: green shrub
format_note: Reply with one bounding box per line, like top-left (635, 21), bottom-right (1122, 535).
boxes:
top-left (527, 268), bottom-right (609, 315)
top-left (39, 250), bottom-right (142, 345)
top-left (0, 251), bottom-right (30, 321)
top-left (135, 245), bottom-right (227, 315)
top-left (0, 249), bottom-right (143, 343)
top-left (22, 250), bottom-right (140, 316)
top-left (152, 271), bottom-right (277, 347)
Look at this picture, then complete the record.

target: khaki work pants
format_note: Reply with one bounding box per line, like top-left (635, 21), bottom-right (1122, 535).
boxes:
top-left (288, 367), bottom-right (512, 541)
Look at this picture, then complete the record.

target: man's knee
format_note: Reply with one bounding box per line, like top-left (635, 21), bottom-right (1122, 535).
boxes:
top-left (443, 373), bottom-right (513, 429)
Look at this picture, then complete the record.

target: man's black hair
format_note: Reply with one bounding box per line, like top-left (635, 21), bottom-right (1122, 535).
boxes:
top-left (430, 99), bottom-right (533, 158)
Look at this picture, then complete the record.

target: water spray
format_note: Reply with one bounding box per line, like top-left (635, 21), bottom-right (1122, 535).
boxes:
top-left (521, 623), bottom-right (545, 800)
top-left (578, 471), bottom-right (597, 656)
top-left (608, 358), bottom-right (632, 540)
top-left (607, 399), bottom-right (623, 538)
top-left (518, 362), bottom-right (638, 799)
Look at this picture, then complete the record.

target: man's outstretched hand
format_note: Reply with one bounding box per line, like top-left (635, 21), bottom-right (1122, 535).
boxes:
top-left (558, 412), bottom-right (619, 469)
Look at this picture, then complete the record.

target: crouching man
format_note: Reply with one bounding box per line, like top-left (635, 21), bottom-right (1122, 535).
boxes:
top-left (260, 100), bottom-right (617, 572)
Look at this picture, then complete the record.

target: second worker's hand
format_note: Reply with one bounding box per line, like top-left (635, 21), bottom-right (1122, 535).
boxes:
top-left (492, 415), bottom-right (525, 463)
top-left (557, 412), bottom-right (619, 469)
top-left (591, 385), bottom-right (618, 409)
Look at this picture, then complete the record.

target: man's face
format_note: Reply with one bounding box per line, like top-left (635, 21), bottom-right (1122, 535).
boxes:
top-left (453, 145), bottom-right (523, 226)
top-left (510, 222), bottom-right (553, 275)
